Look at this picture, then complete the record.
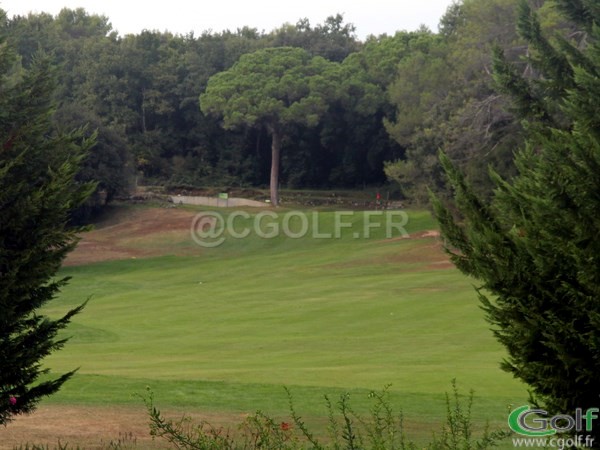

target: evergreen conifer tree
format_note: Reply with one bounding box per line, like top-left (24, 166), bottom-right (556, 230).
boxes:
top-left (0, 27), bottom-right (95, 425)
top-left (432, 0), bottom-right (600, 439)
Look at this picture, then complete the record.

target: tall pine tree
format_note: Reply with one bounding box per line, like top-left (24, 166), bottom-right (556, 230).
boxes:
top-left (0, 26), bottom-right (95, 424)
top-left (432, 0), bottom-right (600, 440)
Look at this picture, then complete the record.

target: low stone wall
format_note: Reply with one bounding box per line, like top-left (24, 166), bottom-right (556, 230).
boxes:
top-left (170, 195), bottom-right (269, 208)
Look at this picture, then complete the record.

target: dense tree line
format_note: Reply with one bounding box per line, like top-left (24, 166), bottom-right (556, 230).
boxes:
top-left (0, 1), bottom-right (576, 208)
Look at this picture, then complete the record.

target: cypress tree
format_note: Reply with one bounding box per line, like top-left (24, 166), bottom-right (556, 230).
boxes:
top-left (432, 0), bottom-right (600, 439)
top-left (0, 28), bottom-right (95, 425)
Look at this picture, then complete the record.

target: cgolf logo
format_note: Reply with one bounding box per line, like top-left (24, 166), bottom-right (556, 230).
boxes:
top-left (508, 405), bottom-right (599, 437)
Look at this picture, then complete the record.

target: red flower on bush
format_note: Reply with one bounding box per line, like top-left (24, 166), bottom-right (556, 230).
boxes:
top-left (9, 396), bottom-right (17, 406)
top-left (280, 421), bottom-right (291, 431)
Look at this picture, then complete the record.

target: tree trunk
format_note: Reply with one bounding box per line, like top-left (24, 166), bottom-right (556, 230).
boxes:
top-left (141, 88), bottom-right (147, 134)
top-left (269, 126), bottom-right (282, 207)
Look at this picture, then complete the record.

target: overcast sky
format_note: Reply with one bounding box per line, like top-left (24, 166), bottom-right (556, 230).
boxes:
top-left (1, 0), bottom-right (456, 39)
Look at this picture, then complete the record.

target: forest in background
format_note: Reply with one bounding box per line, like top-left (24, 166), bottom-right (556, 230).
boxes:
top-left (1, 0), bottom-right (578, 211)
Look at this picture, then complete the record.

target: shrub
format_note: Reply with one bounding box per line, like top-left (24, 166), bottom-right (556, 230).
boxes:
top-left (141, 380), bottom-right (510, 449)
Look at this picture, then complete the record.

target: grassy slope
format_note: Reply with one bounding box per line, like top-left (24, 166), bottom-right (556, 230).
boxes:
top-left (43, 207), bottom-right (526, 438)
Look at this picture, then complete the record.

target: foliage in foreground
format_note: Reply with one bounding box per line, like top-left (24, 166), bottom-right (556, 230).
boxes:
top-left (0, 26), bottom-right (95, 424)
top-left (432, 0), bottom-right (600, 444)
top-left (141, 381), bottom-right (509, 449)
top-left (13, 432), bottom-right (137, 450)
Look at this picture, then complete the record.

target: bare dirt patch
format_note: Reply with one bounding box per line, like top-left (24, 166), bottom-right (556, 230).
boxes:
top-left (0, 405), bottom-right (157, 449)
top-left (1, 404), bottom-right (247, 449)
top-left (409, 229), bottom-right (440, 239)
top-left (65, 207), bottom-right (203, 266)
top-left (387, 230), bottom-right (451, 270)
top-left (327, 230), bottom-right (452, 271)
top-left (384, 229), bottom-right (441, 242)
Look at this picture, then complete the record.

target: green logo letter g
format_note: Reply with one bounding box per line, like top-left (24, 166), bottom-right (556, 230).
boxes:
top-left (508, 405), bottom-right (556, 437)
